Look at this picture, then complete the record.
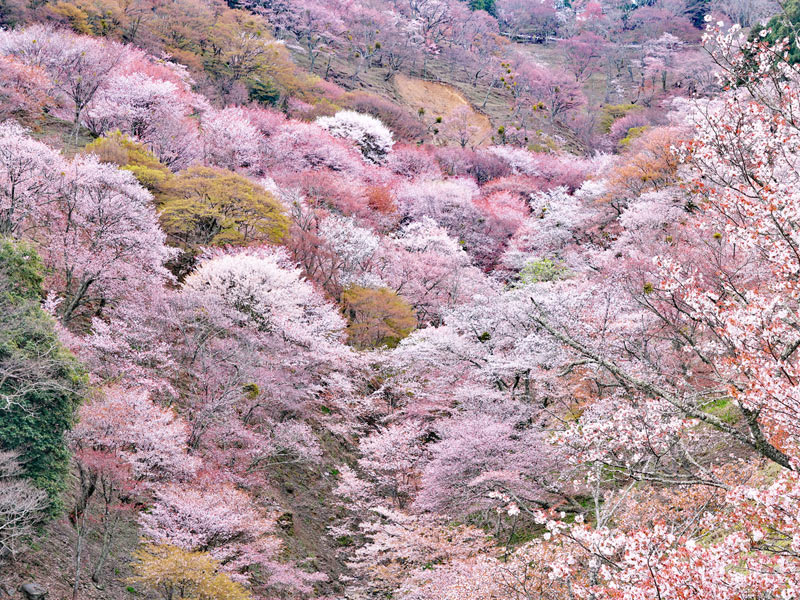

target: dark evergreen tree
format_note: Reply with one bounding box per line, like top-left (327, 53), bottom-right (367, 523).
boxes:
top-left (468, 0), bottom-right (497, 16)
top-left (683, 0), bottom-right (710, 28)
top-left (0, 238), bottom-right (85, 514)
top-left (750, 0), bottom-right (800, 65)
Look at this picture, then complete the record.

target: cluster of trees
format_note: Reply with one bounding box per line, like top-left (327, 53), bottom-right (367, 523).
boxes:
top-left (324, 19), bottom-right (800, 600)
top-left (2, 0), bottom-right (800, 598)
top-left (0, 0), bottom-right (320, 106)
top-left (0, 0), bottom-right (744, 151)
top-left (256, 0), bottom-right (745, 148)
top-left (0, 23), bottom-right (587, 597)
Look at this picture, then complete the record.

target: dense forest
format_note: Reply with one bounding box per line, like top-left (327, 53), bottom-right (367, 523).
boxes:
top-left (1, 0), bottom-right (800, 597)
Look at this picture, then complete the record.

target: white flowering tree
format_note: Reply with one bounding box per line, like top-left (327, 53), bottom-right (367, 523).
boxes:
top-left (316, 110), bottom-right (394, 164)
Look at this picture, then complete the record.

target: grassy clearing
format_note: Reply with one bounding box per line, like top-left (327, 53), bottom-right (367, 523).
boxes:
top-left (393, 73), bottom-right (493, 146)
top-left (30, 114), bottom-right (96, 156)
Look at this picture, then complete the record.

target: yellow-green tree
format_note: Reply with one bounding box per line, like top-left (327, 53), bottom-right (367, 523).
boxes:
top-left (129, 544), bottom-right (251, 600)
top-left (84, 131), bottom-right (172, 193)
top-left (341, 286), bottom-right (416, 349)
top-left (158, 166), bottom-right (289, 248)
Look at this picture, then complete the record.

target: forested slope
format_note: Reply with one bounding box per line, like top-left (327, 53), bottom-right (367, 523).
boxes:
top-left (2, 0), bottom-right (800, 599)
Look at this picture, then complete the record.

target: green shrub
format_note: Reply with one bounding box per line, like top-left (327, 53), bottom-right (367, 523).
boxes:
top-left (84, 131), bottom-right (172, 193)
top-left (158, 166), bottom-right (289, 248)
top-left (619, 125), bottom-right (649, 148)
top-left (518, 258), bottom-right (570, 284)
top-left (599, 104), bottom-right (643, 134)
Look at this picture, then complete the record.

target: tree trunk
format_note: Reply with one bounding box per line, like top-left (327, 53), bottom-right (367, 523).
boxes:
top-left (72, 509), bottom-right (88, 600)
top-left (91, 511), bottom-right (120, 583)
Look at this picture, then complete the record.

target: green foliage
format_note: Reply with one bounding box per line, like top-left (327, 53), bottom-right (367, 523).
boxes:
top-left (157, 166), bottom-right (289, 248)
top-left (249, 78), bottom-right (282, 106)
top-left (751, 0), bottom-right (800, 66)
top-left (84, 131), bottom-right (172, 193)
top-left (701, 397), bottom-right (741, 425)
top-left (518, 258), bottom-right (570, 284)
top-left (599, 104), bottom-right (642, 133)
top-left (341, 286), bottom-right (417, 350)
top-left (0, 238), bottom-right (85, 514)
top-left (0, 237), bottom-right (44, 300)
top-left (335, 535), bottom-right (354, 547)
top-left (467, 0), bottom-right (496, 15)
top-left (243, 382), bottom-right (260, 400)
top-left (619, 125), bottom-right (649, 148)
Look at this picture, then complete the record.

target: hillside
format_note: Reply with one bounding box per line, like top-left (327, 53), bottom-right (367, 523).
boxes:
top-left (2, 0), bottom-right (800, 599)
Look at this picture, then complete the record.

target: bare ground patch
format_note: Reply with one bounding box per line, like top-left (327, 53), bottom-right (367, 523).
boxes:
top-left (393, 74), bottom-right (493, 146)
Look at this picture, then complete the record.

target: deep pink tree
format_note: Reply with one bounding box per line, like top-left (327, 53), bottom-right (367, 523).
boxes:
top-left (0, 55), bottom-right (52, 124)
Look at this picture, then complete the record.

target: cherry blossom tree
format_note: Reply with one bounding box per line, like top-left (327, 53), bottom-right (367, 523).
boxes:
top-left (40, 154), bottom-right (175, 325)
top-left (182, 247), bottom-right (345, 348)
top-left (316, 111), bottom-right (395, 164)
top-left (168, 246), bottom-right (353, 452)
top-left (377, 218), bottom-right (488, 324)
top-left (0, 124), bottom-right (174, 325)
top-left (0, 26), bottom-right (125, 138)
top-left (560, 31), bottom-right (606, 83)
top-left (502, 185), bottom-right (604, 271)
top-left (642, 32), bottom-right (684, 92)
top-left (140, 478), bottom-right (279, 559)
top-left (72, 387), bottom-right (197, 483)
top-left (440, 106), bottom-right (482, 148)
top-left (201, 107), bottom-right (261, 171)
top-left (415, 411), bottom-right (557, 518)
top-left (0, 121), bottom-right (64, 236)
top-left (393, 178), bottom-right (501, 265)
top-left (260, 120), bottom-right (367, 176)
top-left (282, 0), bottom-right (345, 73)
top-left (712, 0), bottom-right (776, 26)
top-left (358, 421), bottom-right (427, 507)
top-left (0, 55), bottom-right (52, 124)
top-left (343, 506), bottom-right (493, 600)
top-left (85, 71), bottom-right (201, 170)
top-left (496, 0), bottom-right (559, 42)
top-left (316, 214), bottom-right (383, 291)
